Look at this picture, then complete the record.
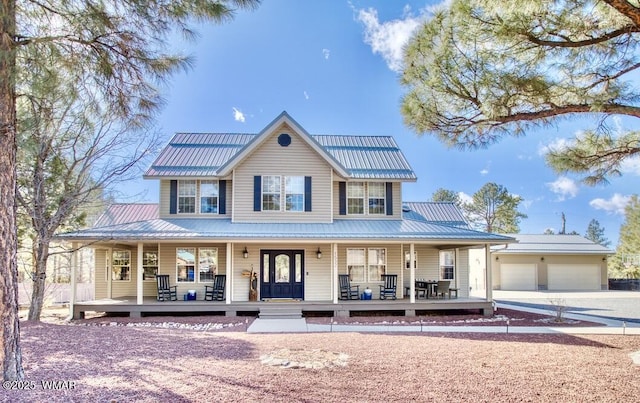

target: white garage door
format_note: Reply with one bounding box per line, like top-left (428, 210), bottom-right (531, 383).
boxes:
top-left (548, 264), bottom-right (601, 290)
top-left (500, 264), bottom-right (537, 290)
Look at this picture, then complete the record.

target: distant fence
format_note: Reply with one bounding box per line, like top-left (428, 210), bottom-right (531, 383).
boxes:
top-left (608, 279), bottom-right (640, 291)
top-left (18, 283), bottom-right (94, 307)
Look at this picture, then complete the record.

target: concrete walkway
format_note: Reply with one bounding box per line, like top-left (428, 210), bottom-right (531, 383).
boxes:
top-left (247, 304), bottom-right (640, 335)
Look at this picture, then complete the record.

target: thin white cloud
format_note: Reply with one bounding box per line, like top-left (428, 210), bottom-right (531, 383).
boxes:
top-left (538, 137), bottom-right (572, 156)
top-left (480, 169), bottom-right (489, 175)
top-left (620, 156), bottom-right (640, 176)
top-left (458, 191), bottom-right (472, 205)
top-left (232, 107), bottom-right (245, 123)
top-left (355, 7), bottom-right (424, 72)
top-left (322, 48), bottom-right (330, 60)
top-left (303, 91), bottom-right (309, 100)
top-left (590, 193), bottom-right (631, 215)
top-left (546, 176), bottom-right (579, 200)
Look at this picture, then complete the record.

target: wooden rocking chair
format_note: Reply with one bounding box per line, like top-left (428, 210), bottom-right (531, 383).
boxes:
top-left (204, 275), bottom-right (226, 301)
top-left (156, 275), bottom-right (177, 301)
top-left (379, 274), bottom-right (398, 300)
top-left (339, 274), bottom-right (360, 300)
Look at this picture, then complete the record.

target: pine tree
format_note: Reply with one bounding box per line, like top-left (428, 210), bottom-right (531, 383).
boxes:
top-left (585, 219), bottom-right (611, 247)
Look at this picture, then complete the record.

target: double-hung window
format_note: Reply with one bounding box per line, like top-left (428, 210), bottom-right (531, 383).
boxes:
top-left (178, 180), bottom-right (196, 214)
top-left (142, 251), bottom-right (158, 281)
top-left (439, 250), bottom-right (455, 280)
top-left (200, 180), bottom-right (219, 214)
top-left (198, 248), bottom-right (217, 282)
top-left (347, 248), bottom-right (387, 282)
top-left (368, 182), bottom-right (386, 215)
top-left (347, 182), bottom-right (365, 214)
top-left (368, 248), bottom-right (386, 281)
top-left (176, 247), bottom-right (196, 283)
top-left (285, 176), bottom-right (304, 212)
top-left (347, 248), bottom-right (366, 282)
top-left (262, 176), bottom-right (281, 211)
top-left (112, 250), bottom-right (131, 281)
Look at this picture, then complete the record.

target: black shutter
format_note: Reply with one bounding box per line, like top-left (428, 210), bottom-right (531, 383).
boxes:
top-left (218, 180), bottom-right (226, 214)
top-left (169, 180), bottom-right (177, 214)
top-left (386, 182), bottom-right (393, 215)
top-left (304, 176), bottom-right (312, 212)
top-left (339, 182), bottom-right (346, 215)
top-left (253, 176), bottom-right (262, 211)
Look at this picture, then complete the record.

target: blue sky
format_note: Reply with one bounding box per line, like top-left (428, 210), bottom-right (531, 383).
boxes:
top-left (124, 0), bottom-right (639, 247)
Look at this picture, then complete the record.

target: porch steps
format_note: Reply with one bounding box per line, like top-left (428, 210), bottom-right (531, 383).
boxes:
top-left (258, 307), bottom-right (303, 319)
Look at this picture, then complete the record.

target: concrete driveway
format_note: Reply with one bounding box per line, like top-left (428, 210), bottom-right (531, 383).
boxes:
top-left (491, 290), bottom-right (640, 323)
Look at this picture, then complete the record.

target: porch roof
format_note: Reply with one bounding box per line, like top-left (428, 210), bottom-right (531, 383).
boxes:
top-left (58, 217), bottom-right (514, 244)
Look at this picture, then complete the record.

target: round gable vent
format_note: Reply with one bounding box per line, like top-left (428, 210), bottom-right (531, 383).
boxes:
top-left (277, 133), bottom-right (292, 147)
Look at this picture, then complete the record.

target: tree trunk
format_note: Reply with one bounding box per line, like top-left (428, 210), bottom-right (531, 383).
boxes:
top-left (27, 235), bottom-right (50, 321)
top-left (0, 0), bottom-right (24, 381)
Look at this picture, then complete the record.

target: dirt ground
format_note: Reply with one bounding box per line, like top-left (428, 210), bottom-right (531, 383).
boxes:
top-left (5, 307), bottom-right (639, 402)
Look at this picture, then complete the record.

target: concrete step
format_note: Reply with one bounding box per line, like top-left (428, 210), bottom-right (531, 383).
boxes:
top-left (259, 307), bottom-right (303, 319)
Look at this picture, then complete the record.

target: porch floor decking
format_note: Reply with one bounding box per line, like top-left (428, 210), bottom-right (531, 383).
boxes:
top-left (72, 296), bottom-right (494, 319)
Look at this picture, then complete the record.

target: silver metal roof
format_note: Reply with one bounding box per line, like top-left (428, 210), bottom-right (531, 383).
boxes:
top-left (58, 217), bottom-right (514, 243)
top-left (402, 202), bottom-right (469, 228)
top-left (494, 234), bottom-right (613, 254)
top-left (144, 113), bottom-right (416, 180)
top-left (93, 204), bottom-right (159, 227)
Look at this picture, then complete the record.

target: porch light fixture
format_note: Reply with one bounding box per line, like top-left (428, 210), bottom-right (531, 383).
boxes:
top-left (243, 247), bottom-right (249, 259)
top-left (540, 257), bottom-right (544, 261)
top-left (316, 248), bottom-right (322, 259)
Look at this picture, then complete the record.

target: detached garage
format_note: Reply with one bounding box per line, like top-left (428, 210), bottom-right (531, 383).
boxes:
top-left (547, 264), bottom-right (601, 290)
top-left (491, 234), bottom-right (612, 291)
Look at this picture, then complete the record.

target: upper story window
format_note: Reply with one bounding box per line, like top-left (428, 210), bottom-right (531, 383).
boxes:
top-left (439, 250), bottom-right (455, 280)
top-left (368, 182), bottom-right (386, 215)
top-left (200, 180), bottom-right (219, 214)
top-left (285, 176), bottom-right (304, 212)
top-left (347, 182), bottom-right (365, 214)
top-left (178, 180), bottom-right (196, 214)
top-left (262, 176), bottom-right (281, 211)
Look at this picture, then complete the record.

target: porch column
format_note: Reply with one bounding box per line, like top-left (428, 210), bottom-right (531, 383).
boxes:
top-left (107, 247), bottom-right (112, 299)
top-left (226, 243), bottom-right (232, 304)
top-left (332, 243), bottom-right (338, 304)
top-left (485, 243), bottom-right (493, 301)
top-left (68, 242), bottom-right (78, 319)
top-left (137, 242), bottom-right (143, 305)
top-left (409, 243), bottom-right (415, 303)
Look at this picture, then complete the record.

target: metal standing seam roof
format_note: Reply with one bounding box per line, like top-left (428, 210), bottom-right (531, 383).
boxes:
top-left (493, 234), bottom-right (613, 254)
top-left (402, 202), bottom-right (470, 228)
top-left (144, 133), bottom-right (417, 180)
top-left (92, 204), bottom-right (159, 227)
top-left (58, 217), bottom-right (514, 243)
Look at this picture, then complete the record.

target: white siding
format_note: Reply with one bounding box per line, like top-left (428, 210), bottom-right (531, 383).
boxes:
top-left (232, 124), bottom-right (333, 223)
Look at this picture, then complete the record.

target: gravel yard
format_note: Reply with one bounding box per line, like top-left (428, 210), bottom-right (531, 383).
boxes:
top-left (5, 308), bottom-right (640, 402)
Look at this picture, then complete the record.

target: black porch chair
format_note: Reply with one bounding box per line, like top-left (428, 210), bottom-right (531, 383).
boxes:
top-left (339, 274), bottom-right (360, 300)
top-left (156, 275), bottom-right (177, 301)
top-left (204, 275), bottom-right (226, 301)
top-left (379, 274), bottom-right (397, 300)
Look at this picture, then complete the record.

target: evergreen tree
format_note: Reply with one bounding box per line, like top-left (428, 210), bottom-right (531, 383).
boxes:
top-left (610, 195), bottom-right (640, 278)
top-left (585, 219), bottom-right (611, 247)
top-left (431, 188), bottom-right (462, 208)
top-left (401, 0), bottom-right (640, 185)
top-left (0, 0), bottom-right (260, 381)
top-left (464, 182), bottom-right (527, 233)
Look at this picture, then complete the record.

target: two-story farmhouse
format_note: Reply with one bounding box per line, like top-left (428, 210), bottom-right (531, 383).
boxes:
top-left (60, 112), bottom-right (513, 318)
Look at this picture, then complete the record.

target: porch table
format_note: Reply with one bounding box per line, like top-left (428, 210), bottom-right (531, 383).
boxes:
top-left (415, 280), bottom-right (437, 299)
